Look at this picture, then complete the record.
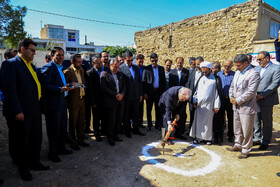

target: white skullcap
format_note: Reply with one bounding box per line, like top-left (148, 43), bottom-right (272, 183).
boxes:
top-left (200, 61), bottom-right (212, 69)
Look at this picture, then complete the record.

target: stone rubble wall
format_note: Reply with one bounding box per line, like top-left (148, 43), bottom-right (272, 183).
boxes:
top-left (135, 0), bottom-right (261, 67)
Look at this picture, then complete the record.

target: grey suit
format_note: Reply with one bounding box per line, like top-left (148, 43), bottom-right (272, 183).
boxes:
top-left (229, 65), bottom-right (260, 154)
top-left (253, 63), bottom-right (280, 145)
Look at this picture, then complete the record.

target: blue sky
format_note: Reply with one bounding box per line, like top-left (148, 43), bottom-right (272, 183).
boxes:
top-left (10, 0), bottom-right (280, 46)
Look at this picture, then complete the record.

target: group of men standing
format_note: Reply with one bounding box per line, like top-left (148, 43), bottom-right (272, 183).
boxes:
top-left (0, 35), bottom-right (280, 182)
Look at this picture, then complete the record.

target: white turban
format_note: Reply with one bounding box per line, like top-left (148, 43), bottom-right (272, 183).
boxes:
top-left (200, 61), bottom-right (212, 69)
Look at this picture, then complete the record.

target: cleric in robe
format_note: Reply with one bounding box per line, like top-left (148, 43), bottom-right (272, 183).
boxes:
top-left (190, 61), bottom-right (221, 144)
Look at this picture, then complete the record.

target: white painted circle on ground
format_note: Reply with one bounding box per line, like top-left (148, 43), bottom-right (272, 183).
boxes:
top-left (141, 141), bottom-right (221, 176)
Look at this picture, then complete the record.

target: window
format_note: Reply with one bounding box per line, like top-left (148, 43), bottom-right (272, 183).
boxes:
top-left (48, 28), bottom-right (63, 39)
top-left (68, 32), bottom-right (76, 42)
top-left (270, 20), bottom-right (280, 39)
top-left (66, 47), bottom-right (77, 52)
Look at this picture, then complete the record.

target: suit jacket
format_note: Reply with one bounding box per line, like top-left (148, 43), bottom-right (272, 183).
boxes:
top-left (0, 55), bottom-right (40, 117)
top-left (119, 63), bottom-right (143, 101)
top-left (142, 64), bottom-right (166, 98)
top-left (63, 65), bottom-right (85, 110)
top-left (229, 65), bottom-right (260, 114)
top-left (158, 86), bottom-right (186, 122)
top-left (275, 39), bottom-right (280, 63)
top-left (40, 61), bottom-right (66, 110)
top-left (186, 68), bottom-right (202, 110)
top-left (169, 68), bottom-right (189, 87)
top-left (254, 63), bottom-right (280, 107)
top-left (100, 69), bottom-right (126, 108)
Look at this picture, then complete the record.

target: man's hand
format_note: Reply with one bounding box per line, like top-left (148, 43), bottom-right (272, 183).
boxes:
top-left (193, 103), bottom-right (197, 108)
top-left (144, 93), bottom-right (148, 101)
top-left (62, 85), bottom-right (74, 92)
top-left (256, 95), bottom-right (264, 100)
top-left (139, 96), bottom-right (143, 103)
top-left (175, 114), bottom-right (180, 121)
top-left (230, 97), bottom-right (237, 105)
top-left (213, 108), bottom-right (219, 114)
top-left (15, 113), bottom-right (24, 121)
top-left (92, 104), bottom-right (97, 108)
top-left (116, 94), bottom-right (124, 101)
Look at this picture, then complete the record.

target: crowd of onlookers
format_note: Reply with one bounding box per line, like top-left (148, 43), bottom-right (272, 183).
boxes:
top-left (0, 33), bottom-right (279, 182)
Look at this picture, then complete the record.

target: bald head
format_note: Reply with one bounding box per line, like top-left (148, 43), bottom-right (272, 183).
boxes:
top-left (224, 59), bottom-right (233, 74)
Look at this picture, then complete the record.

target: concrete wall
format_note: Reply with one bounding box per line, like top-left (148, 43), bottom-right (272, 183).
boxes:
top-left (135, 0), bottom-right (279, 66)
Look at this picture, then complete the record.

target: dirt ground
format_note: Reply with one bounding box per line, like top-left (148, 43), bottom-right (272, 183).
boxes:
top-left (0, 104), bottom-right (280, 187)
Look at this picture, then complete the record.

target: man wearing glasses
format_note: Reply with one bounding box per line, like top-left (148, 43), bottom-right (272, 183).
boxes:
top-left (119, 50), bottom-right (145, 138)
top-left (0, 39), bottom-right (49, 181)
top-left (253, 51), bottom-right (280, 150)
top-left (142, 53), bottom-right (166, 131)
top-left (217, 59), bottom-right (235, 144)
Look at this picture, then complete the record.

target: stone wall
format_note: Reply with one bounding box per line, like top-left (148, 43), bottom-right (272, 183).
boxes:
top-left (135, 0), bottom-right (261, 66)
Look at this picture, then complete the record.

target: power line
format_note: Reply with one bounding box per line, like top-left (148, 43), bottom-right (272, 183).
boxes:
top-left (11, 5), bottom-right (150, 29)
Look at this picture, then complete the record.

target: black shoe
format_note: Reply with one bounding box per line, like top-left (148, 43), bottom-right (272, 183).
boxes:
top-left (95, 136), bottom-right (102, 142)
top-left (175, 134), bottom-right (188, 140)
top-left (0, 178), bottom-right (3, 184)
top-left (108, 138), bottom-right (115, 146)
top-left (258, 144), bottom-right (268, 150)
top-left (146, 127), bottom-right (152, 131)
top-left (84, 135), bottom-right (89, 140)
top-left (84, 129), bottom-right (94, 134)
top-left (18, 167), bottom-right (33, 181)
top-left (30, 161), bottom-right (50, 171)
top-left (139, 124), bottom-right (145, 128)
top-left (70, 144), bottom-right (81, 151)
top-left (125, 131), bottom-right (132, 138)
top-left (48, 154), bottom-right (61, 162)
top-left (133, 130), bottom-right (146, 136)
top-left (253, 141), bottom-right (261, 146)
top-left (228, 137), bottom-right (234, 143)
top-left (114, 136), bottom-right (123, 142)
top-left (58, 148), bottom-right (73, 155)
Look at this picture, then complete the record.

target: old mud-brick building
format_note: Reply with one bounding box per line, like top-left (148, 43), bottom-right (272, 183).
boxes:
top-left (135, 0), bottom-right (280, 66)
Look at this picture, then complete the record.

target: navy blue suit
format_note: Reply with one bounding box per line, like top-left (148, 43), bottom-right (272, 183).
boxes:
top-left (40, 61), bottom-right (68, 157)
top-left (0, 55), bottom-right (42, 169)
top-left (169, 68), bottom-right (189, 135)
top-left (119, 63), bottom-right (143, 133)
top-left (275, 38), bottom-right (280, 63)
top-left (158, 86), bottom-right (187, 137)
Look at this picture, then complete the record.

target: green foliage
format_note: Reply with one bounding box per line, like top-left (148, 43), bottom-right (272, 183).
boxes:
top-left (0, 0), bottom-right (27, 48)
top-left (103, 45), bottom-right (136, 57)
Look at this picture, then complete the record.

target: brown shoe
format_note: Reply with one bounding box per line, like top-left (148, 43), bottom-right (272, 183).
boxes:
top-left (238, 153), bottom-right (249, 159)
top-left (226, 147), bottom-right (241, 152)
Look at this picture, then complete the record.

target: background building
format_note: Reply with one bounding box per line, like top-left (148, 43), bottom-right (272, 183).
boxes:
top-left (135, 0), bottom-right (280, 66)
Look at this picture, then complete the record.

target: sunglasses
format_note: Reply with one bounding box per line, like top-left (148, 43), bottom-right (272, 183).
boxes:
top-left (28, 48), bottom-right (36, 53)
top-left (151, 60), bottom-right (158, 63)
top-left (126, 60), bottom-right (133, 62)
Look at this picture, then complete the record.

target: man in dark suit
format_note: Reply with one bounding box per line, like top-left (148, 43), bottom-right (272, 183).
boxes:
top-left (0, 39), bottom-right (49, 181)
top-left (40, 47), bottom-right (73, 163)
top-left (86, 54), bottom-right (109, 142)
top-left (159, 87), bottom-right (191, 142)
top-left (275, 30), bottom-right (280, 63)
top-left (136, 54), bottom-right (146, 128)
top-left (142, 53), bottom-right (166, 131)
top-left (253, 51), bottom-right (280, 150)
top-left (119, 50), bottom-right (145, 137)
top-left (169, 57), bottom-right (189, 139)
top-left (100, 58), bottom-right (126, 146)
top-left (186, 56), bottom-right (203, 132)
top-left (64, 54), bottom-right (90, 151)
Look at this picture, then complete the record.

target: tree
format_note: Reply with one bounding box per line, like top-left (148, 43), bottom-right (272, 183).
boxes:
top-left (0, 0), bottom-right (27, 48)
top-left (103, 45), bottom-right (136, 57)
